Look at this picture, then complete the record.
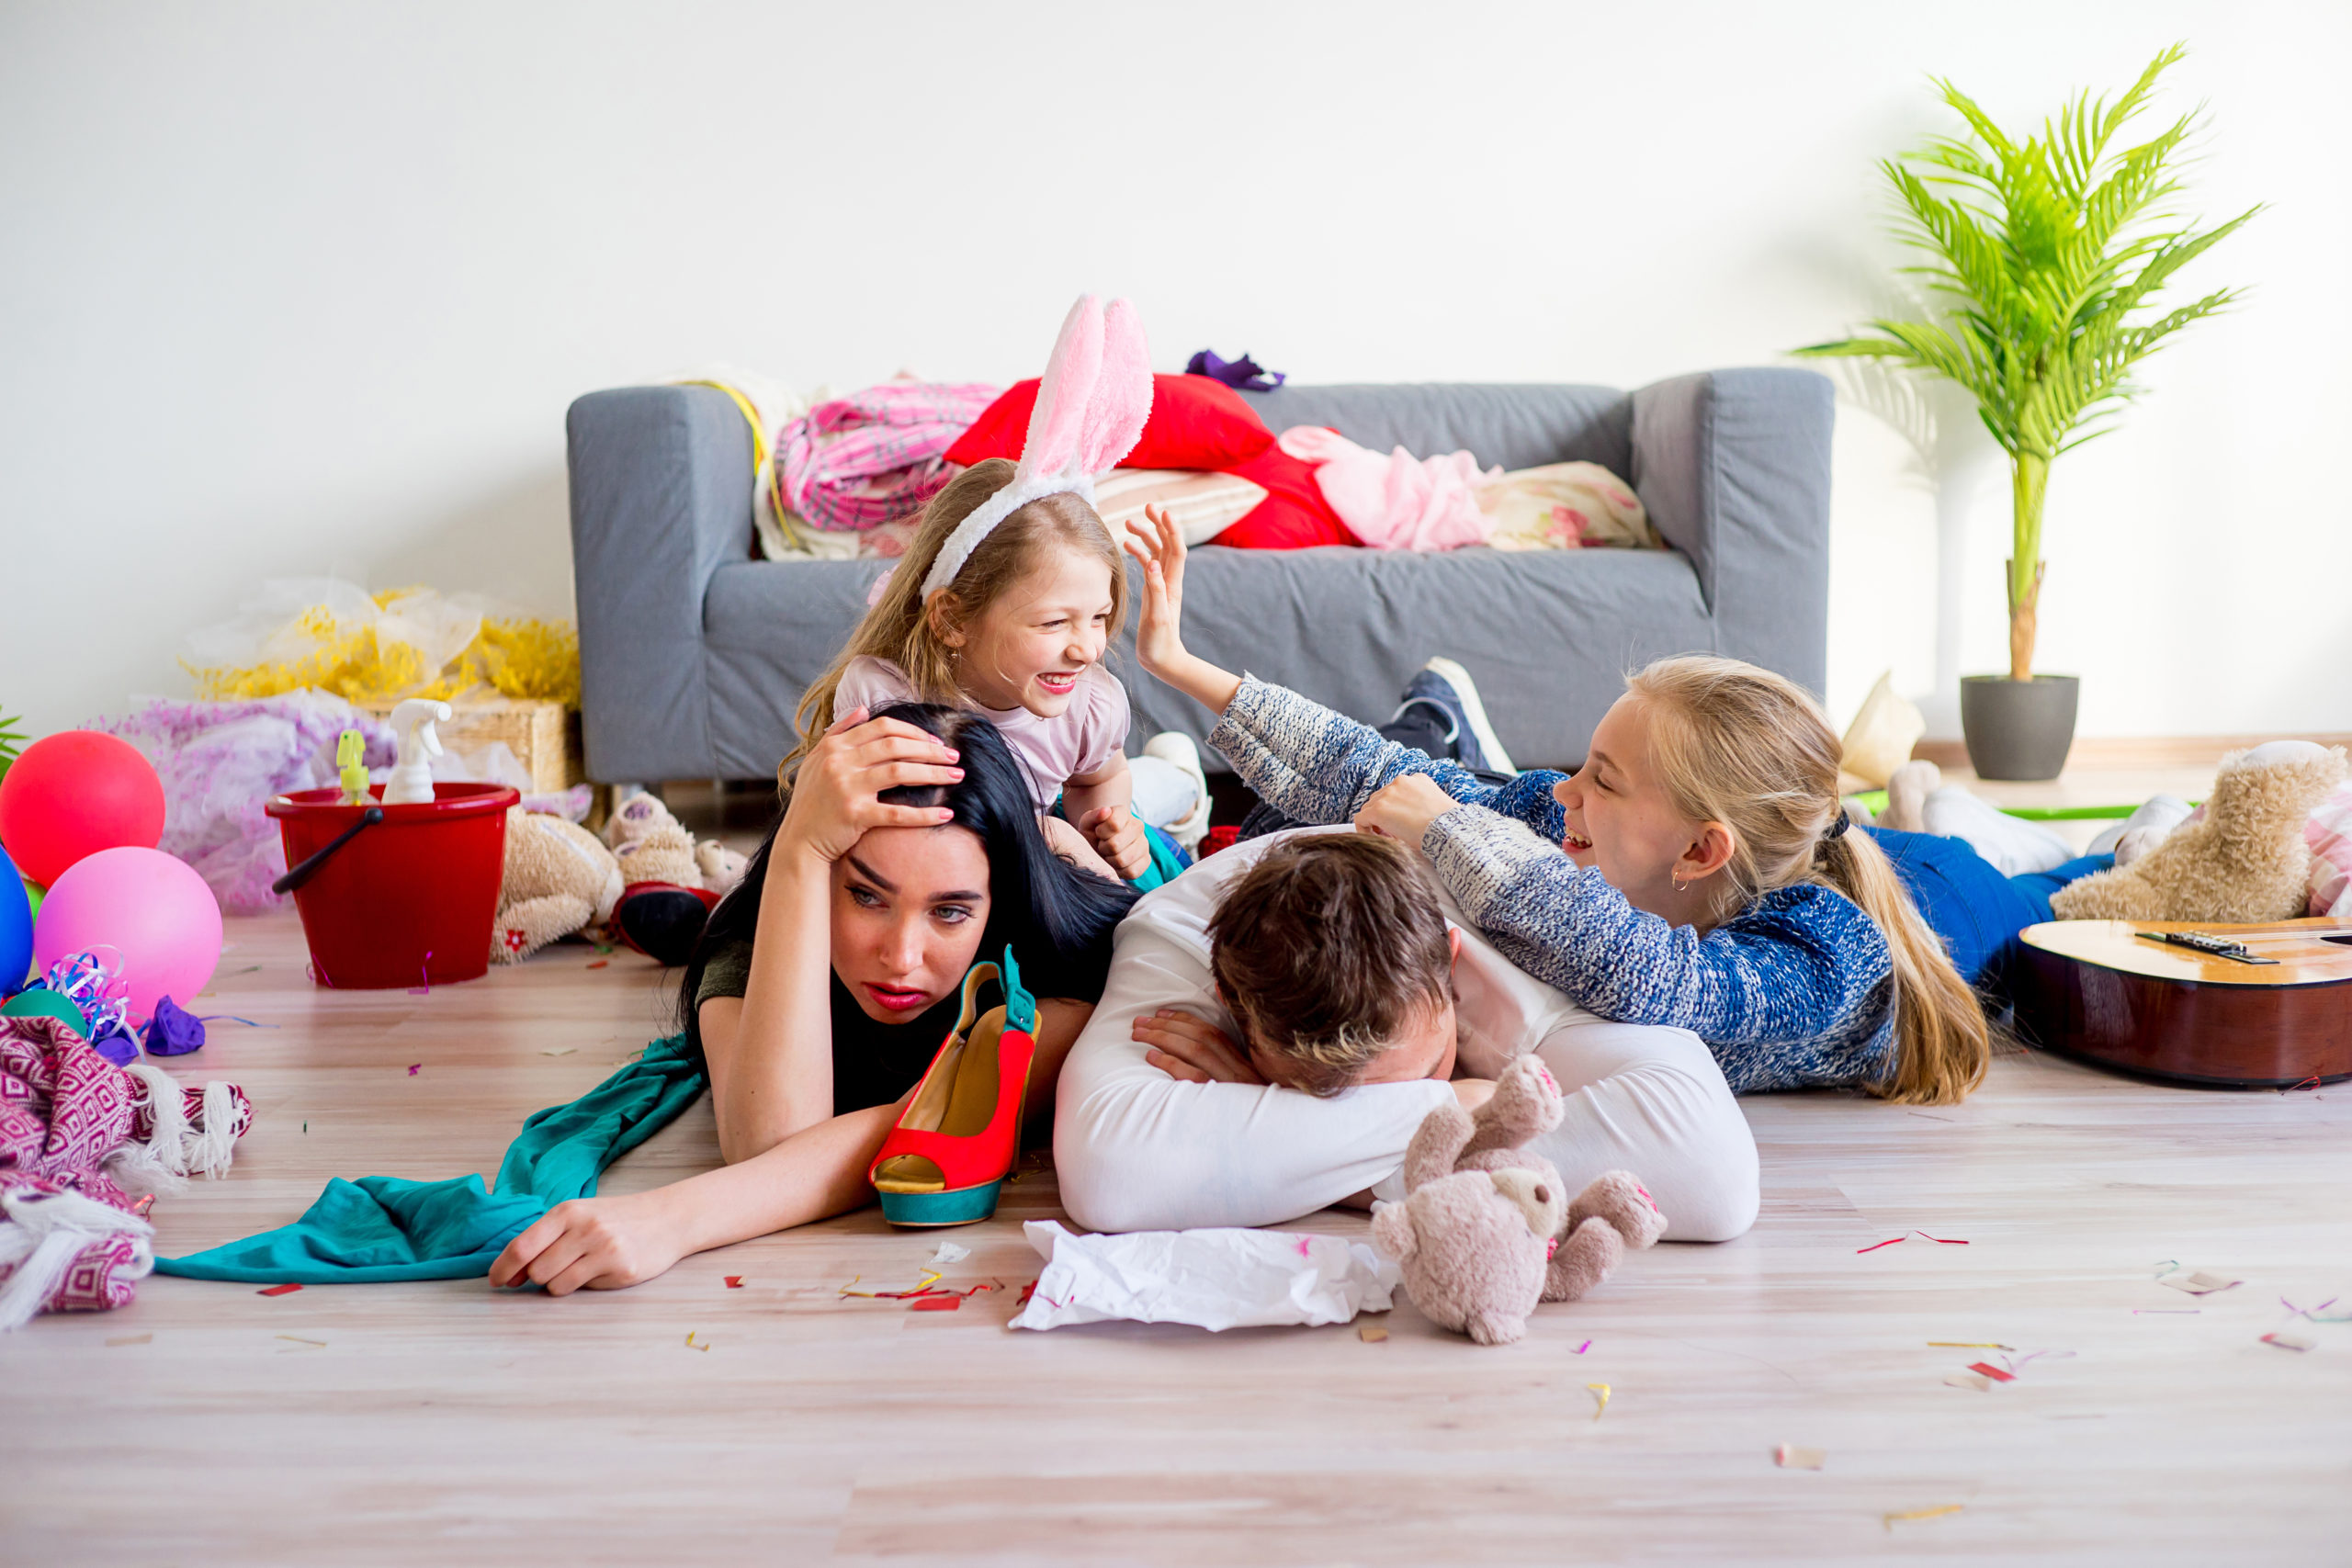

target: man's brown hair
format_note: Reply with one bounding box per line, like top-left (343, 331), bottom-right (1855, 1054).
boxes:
top-left (1206, 833), bottom-right (1455, 1097)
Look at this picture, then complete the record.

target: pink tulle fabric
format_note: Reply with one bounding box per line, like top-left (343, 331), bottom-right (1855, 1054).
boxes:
top-left (93, 694), bottom-right (395, 912)
top-left (1278, 426), bottom-right (1499, 552)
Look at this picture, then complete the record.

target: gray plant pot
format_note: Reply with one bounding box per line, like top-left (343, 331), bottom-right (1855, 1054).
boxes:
top-left (1960, 675), bottom-right (2079, 781)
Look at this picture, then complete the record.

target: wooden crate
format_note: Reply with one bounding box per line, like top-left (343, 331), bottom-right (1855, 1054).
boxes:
top-left (359, 696), bottom-right (582, 793)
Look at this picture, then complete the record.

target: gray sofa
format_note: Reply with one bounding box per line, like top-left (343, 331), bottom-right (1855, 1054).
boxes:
top-left (566, 371), bottom-right (1833, 782)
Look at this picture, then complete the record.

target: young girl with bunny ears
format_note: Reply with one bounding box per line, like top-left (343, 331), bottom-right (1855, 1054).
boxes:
top-left (791, 296), bottom-right (1201, 887)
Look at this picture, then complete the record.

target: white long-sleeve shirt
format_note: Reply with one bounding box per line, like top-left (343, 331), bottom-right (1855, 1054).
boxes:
top-left (1053, 829), bottom-right (1759, 1241)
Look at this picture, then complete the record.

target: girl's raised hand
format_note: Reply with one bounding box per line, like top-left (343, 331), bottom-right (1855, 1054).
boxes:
top-left (1121, 505), bottom-right (1245, 716)
top-left (777, 708), bottom-right (962, 865)
top-left (1123, 503), bottom-right (1190, 680)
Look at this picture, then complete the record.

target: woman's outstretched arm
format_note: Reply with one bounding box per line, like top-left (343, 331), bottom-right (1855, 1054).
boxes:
top-left (707, 712), bottom-right (962, 1164)
top-left (490, 998), bottom-right (1094, 1294)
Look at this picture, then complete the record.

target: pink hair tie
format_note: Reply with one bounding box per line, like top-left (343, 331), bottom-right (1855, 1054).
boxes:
top-left (865, 567), bottom-right (896, 608)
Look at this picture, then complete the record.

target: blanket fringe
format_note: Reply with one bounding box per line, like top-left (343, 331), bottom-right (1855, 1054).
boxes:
top-left (0, 1188), bottom-right (154, 1332)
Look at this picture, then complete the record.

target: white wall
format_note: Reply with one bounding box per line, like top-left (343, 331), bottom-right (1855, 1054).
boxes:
top-left (5, 1), bottom-right (2344, 749)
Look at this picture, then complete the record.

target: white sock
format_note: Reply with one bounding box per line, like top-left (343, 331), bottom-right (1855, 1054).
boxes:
top-left (1128, 754), bottom-right (1196, 831)
top-left (2087, 793), bottom-right (2195, 858)
top-left (1143, 732), bottom-right (1214, 852)
top-left (1919, 786), bottom-right (2075, 876)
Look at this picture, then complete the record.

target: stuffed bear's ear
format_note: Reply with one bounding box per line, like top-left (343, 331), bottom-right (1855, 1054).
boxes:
top-left (1369, 1201), bottom-right (1417, 1262)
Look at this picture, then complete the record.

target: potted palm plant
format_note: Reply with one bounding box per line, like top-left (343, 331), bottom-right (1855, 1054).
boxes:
top-left (1798, 44), bottom-right (2257, 779)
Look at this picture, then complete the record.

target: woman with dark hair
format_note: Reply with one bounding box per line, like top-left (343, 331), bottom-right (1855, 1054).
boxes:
top-left (490, 705), bottom-right (1139, 1293)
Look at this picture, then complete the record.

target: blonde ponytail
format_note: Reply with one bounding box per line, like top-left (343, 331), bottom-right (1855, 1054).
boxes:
top-left (1627, 656), bottom-right (1989, 1105)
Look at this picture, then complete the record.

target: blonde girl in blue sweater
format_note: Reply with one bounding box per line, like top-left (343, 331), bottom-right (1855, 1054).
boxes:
top-left (1125, 512), bottom-right (1990, 1105)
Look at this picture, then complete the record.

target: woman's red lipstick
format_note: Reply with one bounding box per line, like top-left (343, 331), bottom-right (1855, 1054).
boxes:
top-left (865, 983), bottom-right (933, 1013)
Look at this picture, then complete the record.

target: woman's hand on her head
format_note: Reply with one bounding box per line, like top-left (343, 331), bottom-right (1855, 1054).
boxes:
top-left (1133, 1009), bottom-right (1266, 1085)
top-left (776, 709), bottom-right (962, 865)
top-left (489, 1190), bottom-right (688, 1295)
top-left (1353, 774), bottom-right (1457, 850)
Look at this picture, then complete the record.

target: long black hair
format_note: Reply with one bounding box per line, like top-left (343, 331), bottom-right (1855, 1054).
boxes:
top-left (678, 702), bottom-right (1142, 1056)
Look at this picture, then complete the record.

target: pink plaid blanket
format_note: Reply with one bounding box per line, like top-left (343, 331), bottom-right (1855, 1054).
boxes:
top-left (777, 381), bottom-right (1001, 533)
top-left (0, 1015), bottom-right (252, 1328)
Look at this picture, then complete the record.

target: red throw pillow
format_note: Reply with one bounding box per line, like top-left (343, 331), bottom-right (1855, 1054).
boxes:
top-left (1206, 441), bottom-right (1360, 550)
top-left (944, 373), bottom-right (1275, 471)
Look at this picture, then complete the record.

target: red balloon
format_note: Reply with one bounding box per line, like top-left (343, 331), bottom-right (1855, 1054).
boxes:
top-left (0, 731), bottom-right (166, 887)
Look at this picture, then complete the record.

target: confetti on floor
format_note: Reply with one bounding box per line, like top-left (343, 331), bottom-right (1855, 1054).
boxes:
top-left (684, 1331), bottom-right (710, 1352)
top-left (406, 1064), bottom-right (421, 1077)
top-left (1572, 1339), bottom-right (1592, 1354)
top-left (586, 960), bottom-right (608, 970)
top-left (929, 1241), bottom-right (970, 1266)
top-left (2262, 1331), bottom-right (2317, 1352)
top-left (1966, 1361), bottom-right (2016, 1382)
top-left (2158, 1269), bottom-right (2240, 1295)
top-left (910, 1295), bottom-right (961, 1312)
top-left (1944, 1371), bottom-right (1992, 1392)
top-left (276, 1334), bottom-right (325, 1349)
top-left (1773, 1445), bottom-right (1826, 1471)
top-left (1884, 1505), bottom-right (1962, 1530)
top-left (1859, 1229), bottom-right (1972, 1254)
top-left (1928, 1341), bottom-right (2012, 1349)
top-left (2133, 1308), bottom-right (2198, 1315)
top-left (540, 1047), bottom-right (578, 1056)
top-left (1587, 1382), bottom-right (1611, 1421)
top-left (106, 1333), bottom-right (152, 1347)
top-left (257, 1283), bottom-right (303, 1297)
top-left (724, 1276), bottom-right (743, 1289)
top-left (1359, 1326), bottom-right (1388, 1343)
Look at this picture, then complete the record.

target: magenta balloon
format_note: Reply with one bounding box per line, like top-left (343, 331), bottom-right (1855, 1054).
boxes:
top-left (33, 847), bottom-right (222, 1024)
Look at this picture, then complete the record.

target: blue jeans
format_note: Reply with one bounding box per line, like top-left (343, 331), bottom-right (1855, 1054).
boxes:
top-left (1861, 826), bottom-right (2110, 991)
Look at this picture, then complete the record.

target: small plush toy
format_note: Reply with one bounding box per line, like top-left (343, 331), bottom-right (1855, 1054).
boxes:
top-left (1371, 1054), bottom-right (1665, 1346)
top-left (2052, 742), bottom-right (2350, 923)
top-left (603, 794), bottom-right (748, 897)
top-left (492, 808), bottom-right (626, 964)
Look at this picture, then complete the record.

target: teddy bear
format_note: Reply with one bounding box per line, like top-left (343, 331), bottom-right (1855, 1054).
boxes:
top-left (603, 793), bottom-right (748, 897)
top-left (491, 808), bottom-right (626, 964)
top-left (1370, 1054), bottom-right (1666, 1345)
top-left (2052, 742), bottom-right (2350, 923)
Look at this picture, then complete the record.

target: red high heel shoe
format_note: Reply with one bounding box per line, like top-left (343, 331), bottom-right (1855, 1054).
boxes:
top-left (868, 949), bottom-right (1036, 1227)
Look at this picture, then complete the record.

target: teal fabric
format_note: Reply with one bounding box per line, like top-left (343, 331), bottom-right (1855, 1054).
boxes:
top-left (1128, 821), bottom-right (1191, 895)
top-left (155, 1034), bottom-right (706, 1283)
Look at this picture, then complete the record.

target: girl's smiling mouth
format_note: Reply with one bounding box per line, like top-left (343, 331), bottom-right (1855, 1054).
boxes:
top-left (1562, 828), bottom-right (1593, 852)
top-left (1035, 671), bottom-right (1080, 695)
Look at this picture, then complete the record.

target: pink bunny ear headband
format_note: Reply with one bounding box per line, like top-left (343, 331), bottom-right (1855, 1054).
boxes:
top-left (865, 296), bottom-right (1151, 608)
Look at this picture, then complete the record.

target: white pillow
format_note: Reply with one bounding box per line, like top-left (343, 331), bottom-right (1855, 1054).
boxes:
top-left (1091, 469), bottom-right (1268, 547)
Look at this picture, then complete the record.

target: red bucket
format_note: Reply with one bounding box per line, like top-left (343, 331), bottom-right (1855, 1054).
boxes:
top-left (266, 783), bottom-right (518, 989)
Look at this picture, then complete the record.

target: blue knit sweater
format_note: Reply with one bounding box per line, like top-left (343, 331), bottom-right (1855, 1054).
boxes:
top-left (1207, 678), bottom-right (1895, 1093)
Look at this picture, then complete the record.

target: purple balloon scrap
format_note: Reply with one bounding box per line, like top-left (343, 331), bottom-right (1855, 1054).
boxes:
top-left (144, 995), bottom-right (207, 1057)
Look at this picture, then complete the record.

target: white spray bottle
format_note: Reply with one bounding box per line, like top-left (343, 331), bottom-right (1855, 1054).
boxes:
top-left (382, 698), bottom-right (452, 806)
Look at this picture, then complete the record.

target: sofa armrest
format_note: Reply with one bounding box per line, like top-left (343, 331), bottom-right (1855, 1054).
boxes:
top-left (1629, 368), bottom-right (1834, 696)
top-left (566, 385), bottom-right (755, 783)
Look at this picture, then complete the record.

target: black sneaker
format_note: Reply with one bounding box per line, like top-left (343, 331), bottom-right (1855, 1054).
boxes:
top-left (1388, 658), bottom-right (1517, 775)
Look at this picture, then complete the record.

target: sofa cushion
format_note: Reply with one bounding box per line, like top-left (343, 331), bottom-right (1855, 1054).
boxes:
top-left (945, 373), bottom-right (1274, 472)
top-left (1237, 383), bottom-right (1632, 475)
top-left (1207, 443), bottom-right (1358, 549)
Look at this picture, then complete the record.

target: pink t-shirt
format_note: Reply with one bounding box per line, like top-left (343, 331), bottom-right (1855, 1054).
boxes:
top-left (834, 656), bottom-right (1131, 814)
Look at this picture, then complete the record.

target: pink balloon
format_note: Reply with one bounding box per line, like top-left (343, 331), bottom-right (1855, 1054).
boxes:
top-left (33, 847), bottom-right (222, 1025)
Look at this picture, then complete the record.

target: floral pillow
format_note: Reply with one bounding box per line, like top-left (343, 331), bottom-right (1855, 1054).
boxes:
top-left (1477, 463), bottom-right (1661, 551)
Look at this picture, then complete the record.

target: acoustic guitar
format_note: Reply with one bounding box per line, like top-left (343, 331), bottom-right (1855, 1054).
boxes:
top-left (2013, 918), bottom-right (2352, 1088)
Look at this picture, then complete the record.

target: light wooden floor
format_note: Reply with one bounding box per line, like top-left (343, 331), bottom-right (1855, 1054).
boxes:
top-left (8, 770), bottom-right (2352, 1565)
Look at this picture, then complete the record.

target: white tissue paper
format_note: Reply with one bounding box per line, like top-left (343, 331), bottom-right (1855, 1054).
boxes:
top-left (1008, 1220), bottom-right (1400, 1333)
